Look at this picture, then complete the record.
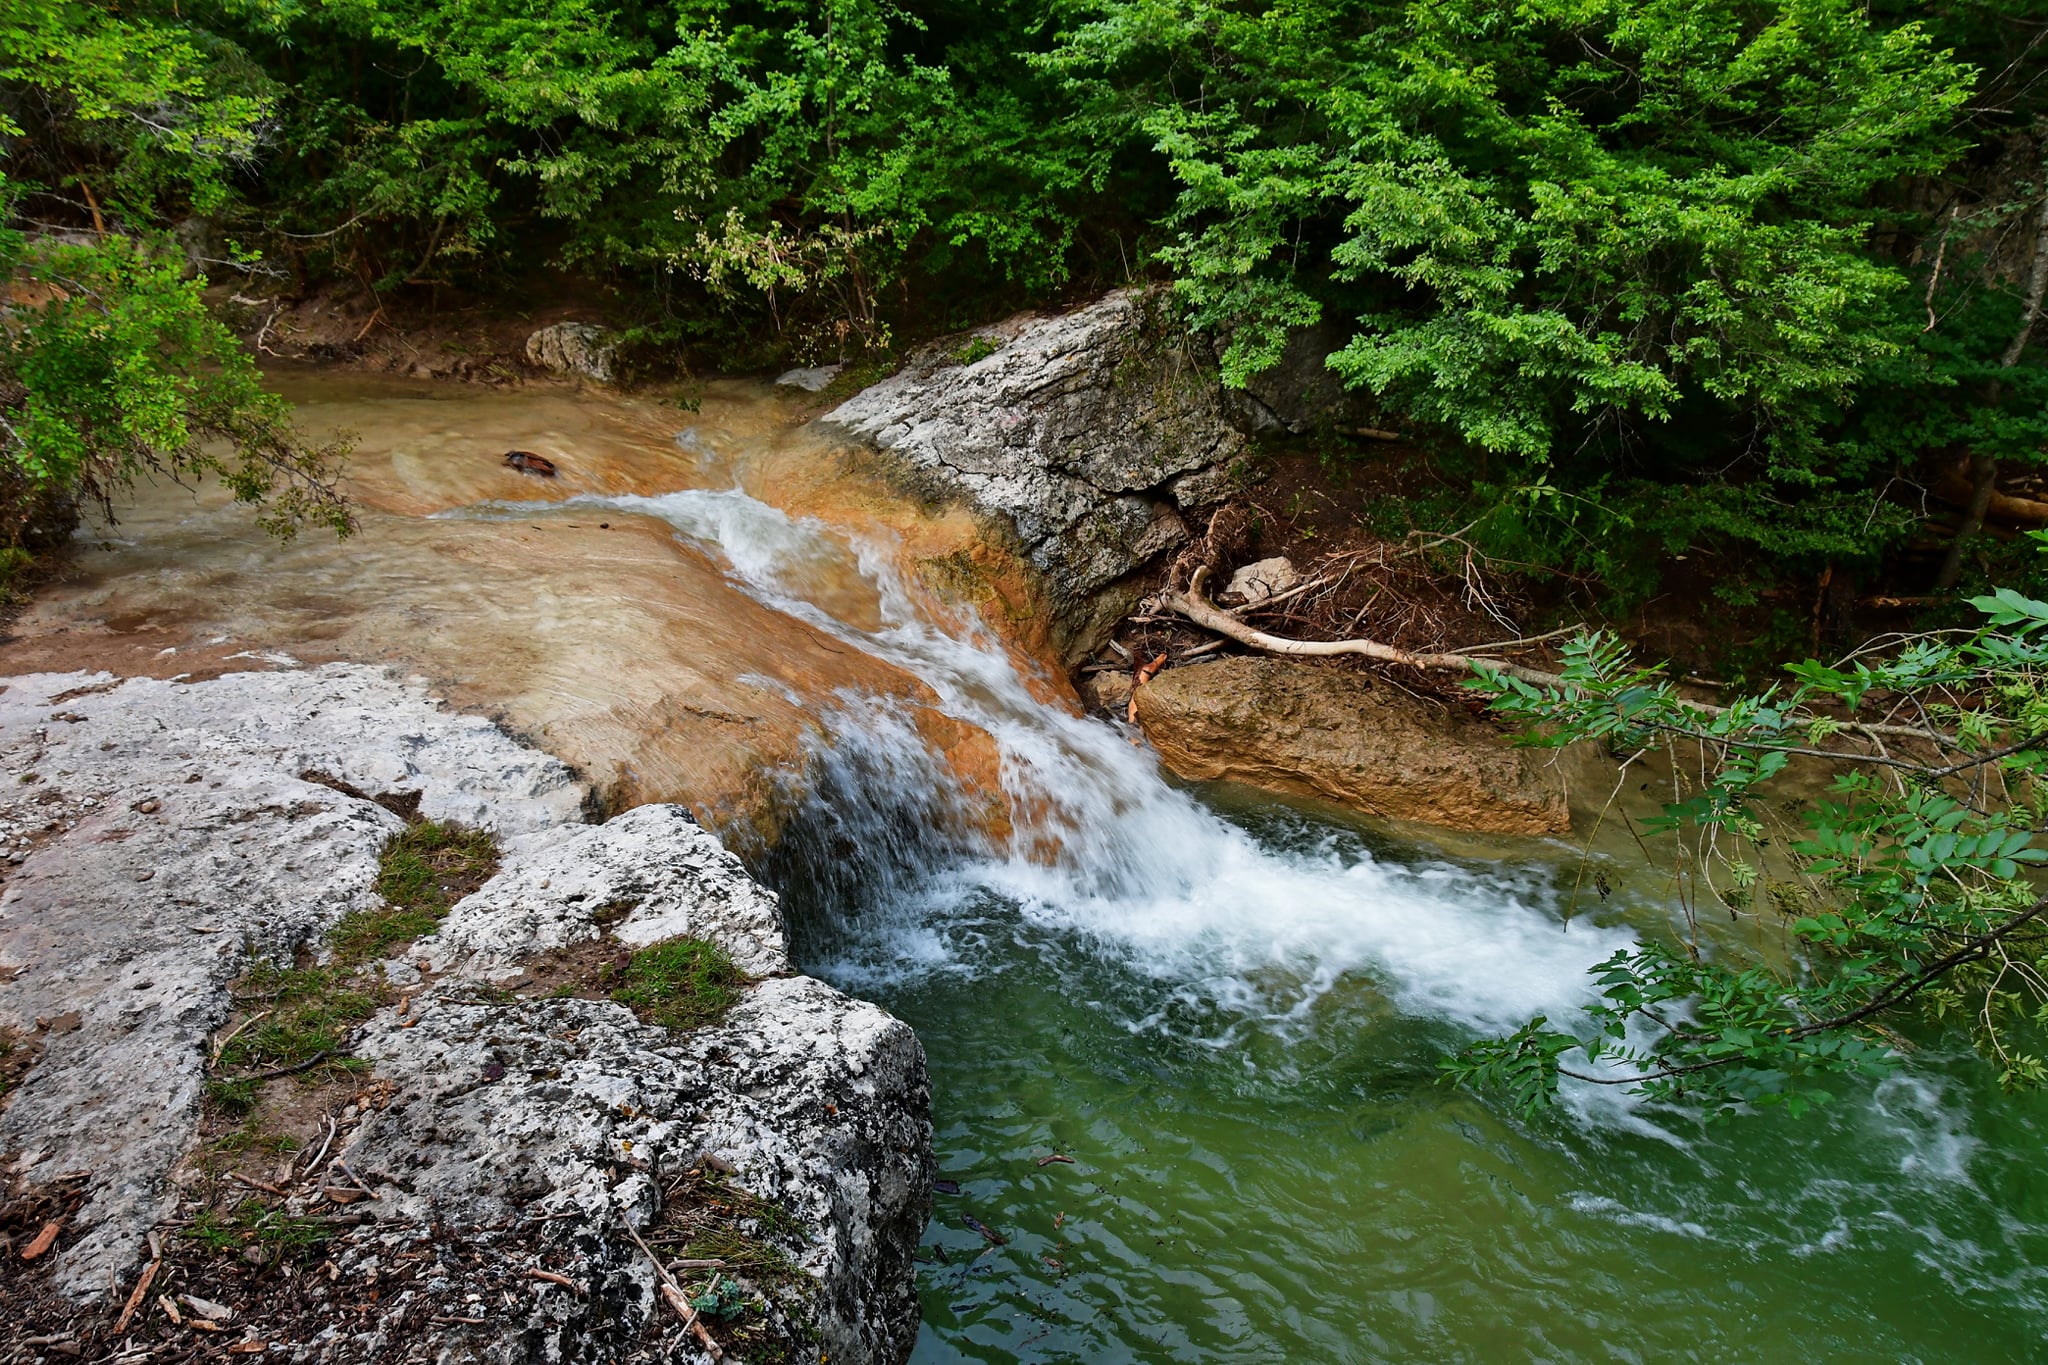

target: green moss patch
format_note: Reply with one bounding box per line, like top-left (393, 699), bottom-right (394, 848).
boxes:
top-left (612, 938), bottom-right (744, 1030)
top-left (331, 819), bottom-right (499, 965)
top-left (187, 1199), bottom-right (332, 1262)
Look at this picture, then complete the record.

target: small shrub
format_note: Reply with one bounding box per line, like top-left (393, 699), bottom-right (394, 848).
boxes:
top-left (612, 939), bottom-right (743, 1030)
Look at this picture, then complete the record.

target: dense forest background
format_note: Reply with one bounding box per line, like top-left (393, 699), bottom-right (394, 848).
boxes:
top-left (4, 0), bottom-right (2047, 645)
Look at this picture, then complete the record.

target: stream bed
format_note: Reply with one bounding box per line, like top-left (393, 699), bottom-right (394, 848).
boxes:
top-left (35, 374), bottom-right (2048, 1361)
top-left (548, 470), bottom-right (2048, 1364)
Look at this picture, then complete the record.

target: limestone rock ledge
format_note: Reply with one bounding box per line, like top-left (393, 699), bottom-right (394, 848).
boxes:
top-left (1133, 656), bottom-right (1571, 837)
top-left (817, 288), bottom-right (1246, 659)
top-left (0, 664), bottom-right (931, 1363)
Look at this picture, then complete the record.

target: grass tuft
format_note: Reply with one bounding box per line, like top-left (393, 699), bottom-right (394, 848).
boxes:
top-left (612, 938), bottom-right (743, 1030)
top-left (332, 818), bottom-right (499, 965)
top-left (217, 965), bottom-right (381, 1073)
top-left (187, 1199), bottom-right (331, 1260)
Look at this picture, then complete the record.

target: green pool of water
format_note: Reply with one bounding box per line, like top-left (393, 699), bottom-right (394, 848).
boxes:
top-left (789, 800), bottom-right (2048, 1364)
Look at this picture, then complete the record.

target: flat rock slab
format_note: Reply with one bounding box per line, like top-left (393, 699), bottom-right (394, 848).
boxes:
top-left (0, 663), bottom-right (931, 1363)
top-left (1134, 656), bottom-right (1571, 836)
top-left (0, 664), bottom-right (586, 1297)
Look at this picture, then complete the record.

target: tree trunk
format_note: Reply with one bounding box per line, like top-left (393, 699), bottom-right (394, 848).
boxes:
top-left (1935, 453), bottom-right (2002, 591)
top-left (1936, 142), bottom-right (2048, 592)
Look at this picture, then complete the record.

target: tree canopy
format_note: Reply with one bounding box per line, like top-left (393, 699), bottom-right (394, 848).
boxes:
top-left (6, 0), bottom-right (2044, 591)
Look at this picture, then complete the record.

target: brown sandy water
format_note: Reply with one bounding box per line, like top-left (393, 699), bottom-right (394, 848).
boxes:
top-left (2, 368), bottom-right (1032, 840)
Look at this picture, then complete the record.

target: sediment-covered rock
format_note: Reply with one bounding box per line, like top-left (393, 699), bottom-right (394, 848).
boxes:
top-left (0, 664), bottom-right (931, 1362)
top-left (818, 289), bottom-right (1246, 657)
top-left (1133, 656), bottom-right (1571, 836)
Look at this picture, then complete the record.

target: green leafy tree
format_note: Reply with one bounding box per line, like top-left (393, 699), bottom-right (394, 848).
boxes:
top-left (1449, 571), bottom-right (2048, 1114)
top-left (1, 0), bottom-right (351, 548)
top-left (1045, 0), bottom-right (1986, 578)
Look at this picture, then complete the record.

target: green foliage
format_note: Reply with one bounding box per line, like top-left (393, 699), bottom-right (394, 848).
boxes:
top-left (1044, 0), bottom-right (1992, 577)
top-left (7, 0), bottom-right (2045, 599)
top-left (612, 938), bottom-right (744, 1030)
top-left (948, 335), bottom-right (1001, 367)
top-left (217, 964), bottom-right (381, 1073)
top-left (334, 818), bottom-right (500, 965)
top-left (1, 0), bottom-right (353, 543)
top-left (5, 234), bottom-right (353, 537)
top-left (1449, 569), bottom-right (2048, 1113)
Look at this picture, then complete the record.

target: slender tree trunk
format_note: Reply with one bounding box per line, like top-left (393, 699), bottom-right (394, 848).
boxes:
top-left (1937, 166), bottom-right (2048, 591)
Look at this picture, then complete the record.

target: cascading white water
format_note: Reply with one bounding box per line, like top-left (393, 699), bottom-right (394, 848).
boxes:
top-left (454, 485), bottom-right (1635, 1044)
top-left (440, 463), bottom-right (2048, 1365)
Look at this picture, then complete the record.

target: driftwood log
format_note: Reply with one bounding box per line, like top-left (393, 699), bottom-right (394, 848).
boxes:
top-left (1147, 566), bottom-right (1568, 688)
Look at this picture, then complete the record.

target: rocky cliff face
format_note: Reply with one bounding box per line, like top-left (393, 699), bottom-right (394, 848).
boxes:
top-left (818, 289), bottom-right (1247, 659)
top-left (0, 664), bottom-right (931, 1363)
top-left (1132, 656), bottom-right (1571, 837)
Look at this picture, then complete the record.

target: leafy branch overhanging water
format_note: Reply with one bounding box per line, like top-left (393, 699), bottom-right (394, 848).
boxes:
top-left (1451, 550), bottom-right (2048, 1115)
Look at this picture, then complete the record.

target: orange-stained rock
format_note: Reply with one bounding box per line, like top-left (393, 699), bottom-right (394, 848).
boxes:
top-left (0, 373), bottom-right (1027, 850)
top-left (1134, 656), bottom-right (1570, 837)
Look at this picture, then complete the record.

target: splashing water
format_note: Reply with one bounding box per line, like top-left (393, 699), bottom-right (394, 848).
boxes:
top-left (452, 483), bottom-right (2048, 1364)
top-left (461, 486), bottom-right (1633, 1038)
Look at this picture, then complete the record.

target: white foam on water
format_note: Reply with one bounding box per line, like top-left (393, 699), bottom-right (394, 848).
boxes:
top-left (1870, 1074), bottom-right (1981, 1184)
top-left (463, 485), bottom-right (1636, 1041)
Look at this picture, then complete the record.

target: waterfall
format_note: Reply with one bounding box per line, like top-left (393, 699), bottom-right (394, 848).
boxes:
top-left (482, 486), bottom-right (1633, 1043)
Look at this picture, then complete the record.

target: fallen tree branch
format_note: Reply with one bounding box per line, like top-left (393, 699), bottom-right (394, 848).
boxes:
top-left (1150, 566), bottom-right (1567, 688)
top-left (1148, 567), bottom-right (1961, 749)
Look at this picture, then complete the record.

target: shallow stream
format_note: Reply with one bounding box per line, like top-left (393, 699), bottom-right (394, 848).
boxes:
top-left (536, 460), bottom-right (2048, 1364)
top-left (46, 376), bottom-right (2048, 1361)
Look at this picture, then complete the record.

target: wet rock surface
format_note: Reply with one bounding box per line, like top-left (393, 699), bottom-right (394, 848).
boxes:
top-left (1133, 656), bottom-right (1572, 836)
top-left (818, 289), bottom-right (1246, 658)
top-left (0, 664), bottom-right (931, 1363)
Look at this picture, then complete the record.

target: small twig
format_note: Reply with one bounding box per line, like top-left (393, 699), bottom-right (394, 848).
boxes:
top-left (527, 1268), bottom-right (581, 1294)
top-left (298, 1115), bottom-right (338, 1180)
top-left (353, 306), bottom-right (384, 344)
top-left (209, 1010), bottom-right (272, 1070)
top-left (620, 1216), bottom-right (725, 1360)
top-left (112, 1238), bottom-right (161, 1335)
top-left (1228, 576), bottom-right (1332, 616)
top-left (226, 1171), bottom-right (287, 1197)
top-left (332, 1157), bottom-right (376, 1197)
top-left (227, 1050), bottom-right (336, 1083)
top-left (254, 304), bottom-right (284, 356)
top-left (1448, 624), bottom-right (1586, 654)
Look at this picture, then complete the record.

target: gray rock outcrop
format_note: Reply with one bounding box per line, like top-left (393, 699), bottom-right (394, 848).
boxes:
top-left (0, 664), bottom-right (931, 1362)
top-left (1215, 319), bottom-right (1383, 438)
top-left (818, 289), bottom-right (1246, 657)
top-left (526, 322), bottom-right (621, 383)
